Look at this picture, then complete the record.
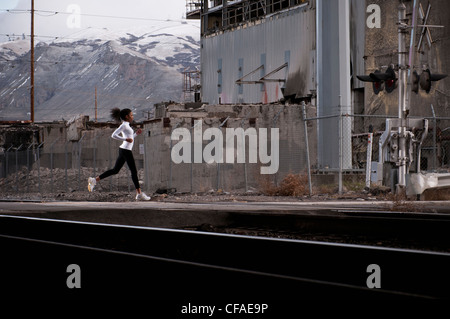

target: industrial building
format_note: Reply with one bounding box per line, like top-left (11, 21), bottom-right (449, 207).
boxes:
top-left (185, 0), bottom-right (367, 171)
top-left (183, 0), bottom-right (450, 194)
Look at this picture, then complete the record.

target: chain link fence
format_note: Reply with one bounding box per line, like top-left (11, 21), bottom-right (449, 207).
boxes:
top-left (302, 108), bottom-right (450, 195)
top-left (0, 131), bottom-right (145, 196)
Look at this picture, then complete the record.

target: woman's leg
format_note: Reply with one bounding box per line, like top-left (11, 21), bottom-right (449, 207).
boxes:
top-left (122, 150), bottom-right (150, 200)
top-left (122, 149), bottom-right (140, 191)
top-left (88, 149), bottom-right (125, 192)
top-left (99, 148), bottom-right (126, 180)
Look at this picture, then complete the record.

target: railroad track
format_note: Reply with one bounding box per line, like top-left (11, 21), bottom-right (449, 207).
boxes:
top-left (1, 215), bottom-right (449, 302)
top-left (200, 209), bottom-right (450, 252)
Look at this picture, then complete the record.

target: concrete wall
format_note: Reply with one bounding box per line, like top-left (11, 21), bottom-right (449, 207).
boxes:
top-left (1, 104), bottom-right (317, 193)
top-left (142, 103), bottom-right (317, 193)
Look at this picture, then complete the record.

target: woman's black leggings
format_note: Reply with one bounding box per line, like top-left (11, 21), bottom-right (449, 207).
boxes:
top-left (99, 148), bottom-right (140, 189)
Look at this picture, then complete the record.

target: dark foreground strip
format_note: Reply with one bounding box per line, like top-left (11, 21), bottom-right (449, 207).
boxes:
top-left (0, 215), bottom-right (449, 302)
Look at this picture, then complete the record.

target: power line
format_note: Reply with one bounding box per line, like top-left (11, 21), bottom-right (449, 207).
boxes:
top-left (0, 9), bottom-right (199, 26)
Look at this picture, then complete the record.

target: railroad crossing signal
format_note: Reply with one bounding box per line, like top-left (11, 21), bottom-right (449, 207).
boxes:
top-left (358, 67), bottom-right (447, 94)
top-left (357, 66), bottom-right (397, 94)
top-left (416, 69), bottom-right (447, 93)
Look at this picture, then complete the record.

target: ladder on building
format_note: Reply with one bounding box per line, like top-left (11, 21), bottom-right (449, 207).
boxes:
top-left (182, 67), bottom-right (201, 103)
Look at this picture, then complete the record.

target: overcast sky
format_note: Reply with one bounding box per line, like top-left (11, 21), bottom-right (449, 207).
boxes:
top-left (0, 0), bottom-right (197, 42)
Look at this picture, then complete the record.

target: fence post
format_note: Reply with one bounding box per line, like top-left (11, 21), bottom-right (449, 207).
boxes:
top-left (338, 97), bottom-right (343, 194)
top-left (365, 133), bottom-right (373, 189)
top-left (301, 102), bottom-right (312, 196)
top-left (37, 142), bottom-right (44, 194)
top-left (217, 116), bottom-right (229, 191)
top-left (93, 132), bottom-right (102, 178)
top-left (77, 133), bottom-right (86, 191)
top-left (50, 139), bottom-right (59, 193)
top-left (5, 146), bottom-right (13, 192)
top-left (190, 120), bottom-right (202, 193)
top-left (431, 104), bottom-right (436, 170)
top-left (240, 113), bottom-right (250, 193)
top-left (64, 140), bottom-right (69, 192)
top-left (26, 143), bottom-right (35, 193)
top-left (272, 106), bottom-right (284, 187)
top-left (127, 161), bottom-right (131, 193)
top-left (169, 123), bottom-right (180, 190)
top-left (143, 130), bottom-right (149, 193)
top-left (15, 144), bottom-right (23, 193)
top-left (109, 137), bottom-right (112, 191)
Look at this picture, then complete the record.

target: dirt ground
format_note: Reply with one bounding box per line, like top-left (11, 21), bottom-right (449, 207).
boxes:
top-left (0, 185), bottom-right (391, 203)
top-left (0, 165), bottom-right (428, 210)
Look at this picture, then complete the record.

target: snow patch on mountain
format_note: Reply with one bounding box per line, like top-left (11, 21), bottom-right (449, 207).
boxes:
top-left (52, 20), bottom-right (200, 69)
top-left (0, 20), bottom-right (200, 122)
top-left (0, 40), bottom-right (30, 60)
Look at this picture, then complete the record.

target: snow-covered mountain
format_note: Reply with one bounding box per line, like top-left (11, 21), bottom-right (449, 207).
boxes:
top-left (0, 21), bottom-right (200, 122)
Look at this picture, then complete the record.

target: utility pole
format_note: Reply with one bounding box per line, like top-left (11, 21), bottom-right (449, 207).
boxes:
top-left (397, 2), bottom-right (408, 191)
top-left (95, 86), bottom-right (98, 122)
top-left (30, 0), bottom-right (35, 123)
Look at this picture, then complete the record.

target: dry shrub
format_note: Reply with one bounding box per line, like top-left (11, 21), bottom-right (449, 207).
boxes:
top-left (258, 175), bottom-right (279, 196)
top-left (259, 173), bottom-right (309, 197)
top-left (385, 191), bottom-right (420, 212)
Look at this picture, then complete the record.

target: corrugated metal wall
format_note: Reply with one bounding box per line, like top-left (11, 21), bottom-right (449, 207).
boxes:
top-left (201, 3), bottom-right (316, 104)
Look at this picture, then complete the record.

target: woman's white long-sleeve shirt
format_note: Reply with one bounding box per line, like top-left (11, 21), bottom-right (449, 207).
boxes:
top-left (111, 121), bottom-right (137, 150)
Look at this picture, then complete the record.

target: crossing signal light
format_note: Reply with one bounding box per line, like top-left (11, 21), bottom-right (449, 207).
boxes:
top-left (371, 70), bottom-right (384, 94)
top-left (411, 70), bottom-right (419, 93)
top-left (418, 69), bottom-right (447, 93)
top-left (356, 69), bottom-right (383, 95)
top-left (381, 67), bottom-right (397, 93)
top-left (357, 66), bottom-right (397, 94)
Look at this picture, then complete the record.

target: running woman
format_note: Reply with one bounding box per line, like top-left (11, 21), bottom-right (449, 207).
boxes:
top-left (88, 107), bottom-right (151, 201)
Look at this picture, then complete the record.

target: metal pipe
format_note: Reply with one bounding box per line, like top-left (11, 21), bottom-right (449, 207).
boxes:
top-left (30, 0), bottom-right (35, 123)
top-left (406, 0), bottom-right (419, 112)
top-left (415, 119), bottom-right (428, 172)
top-left (301, 102), bottom-right (312, 196)
top-left (397, 2), bottom-right (408, 189)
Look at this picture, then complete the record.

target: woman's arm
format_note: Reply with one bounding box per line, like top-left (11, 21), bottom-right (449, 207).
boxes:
top-left (111, 123), bottom-right (127, 142)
